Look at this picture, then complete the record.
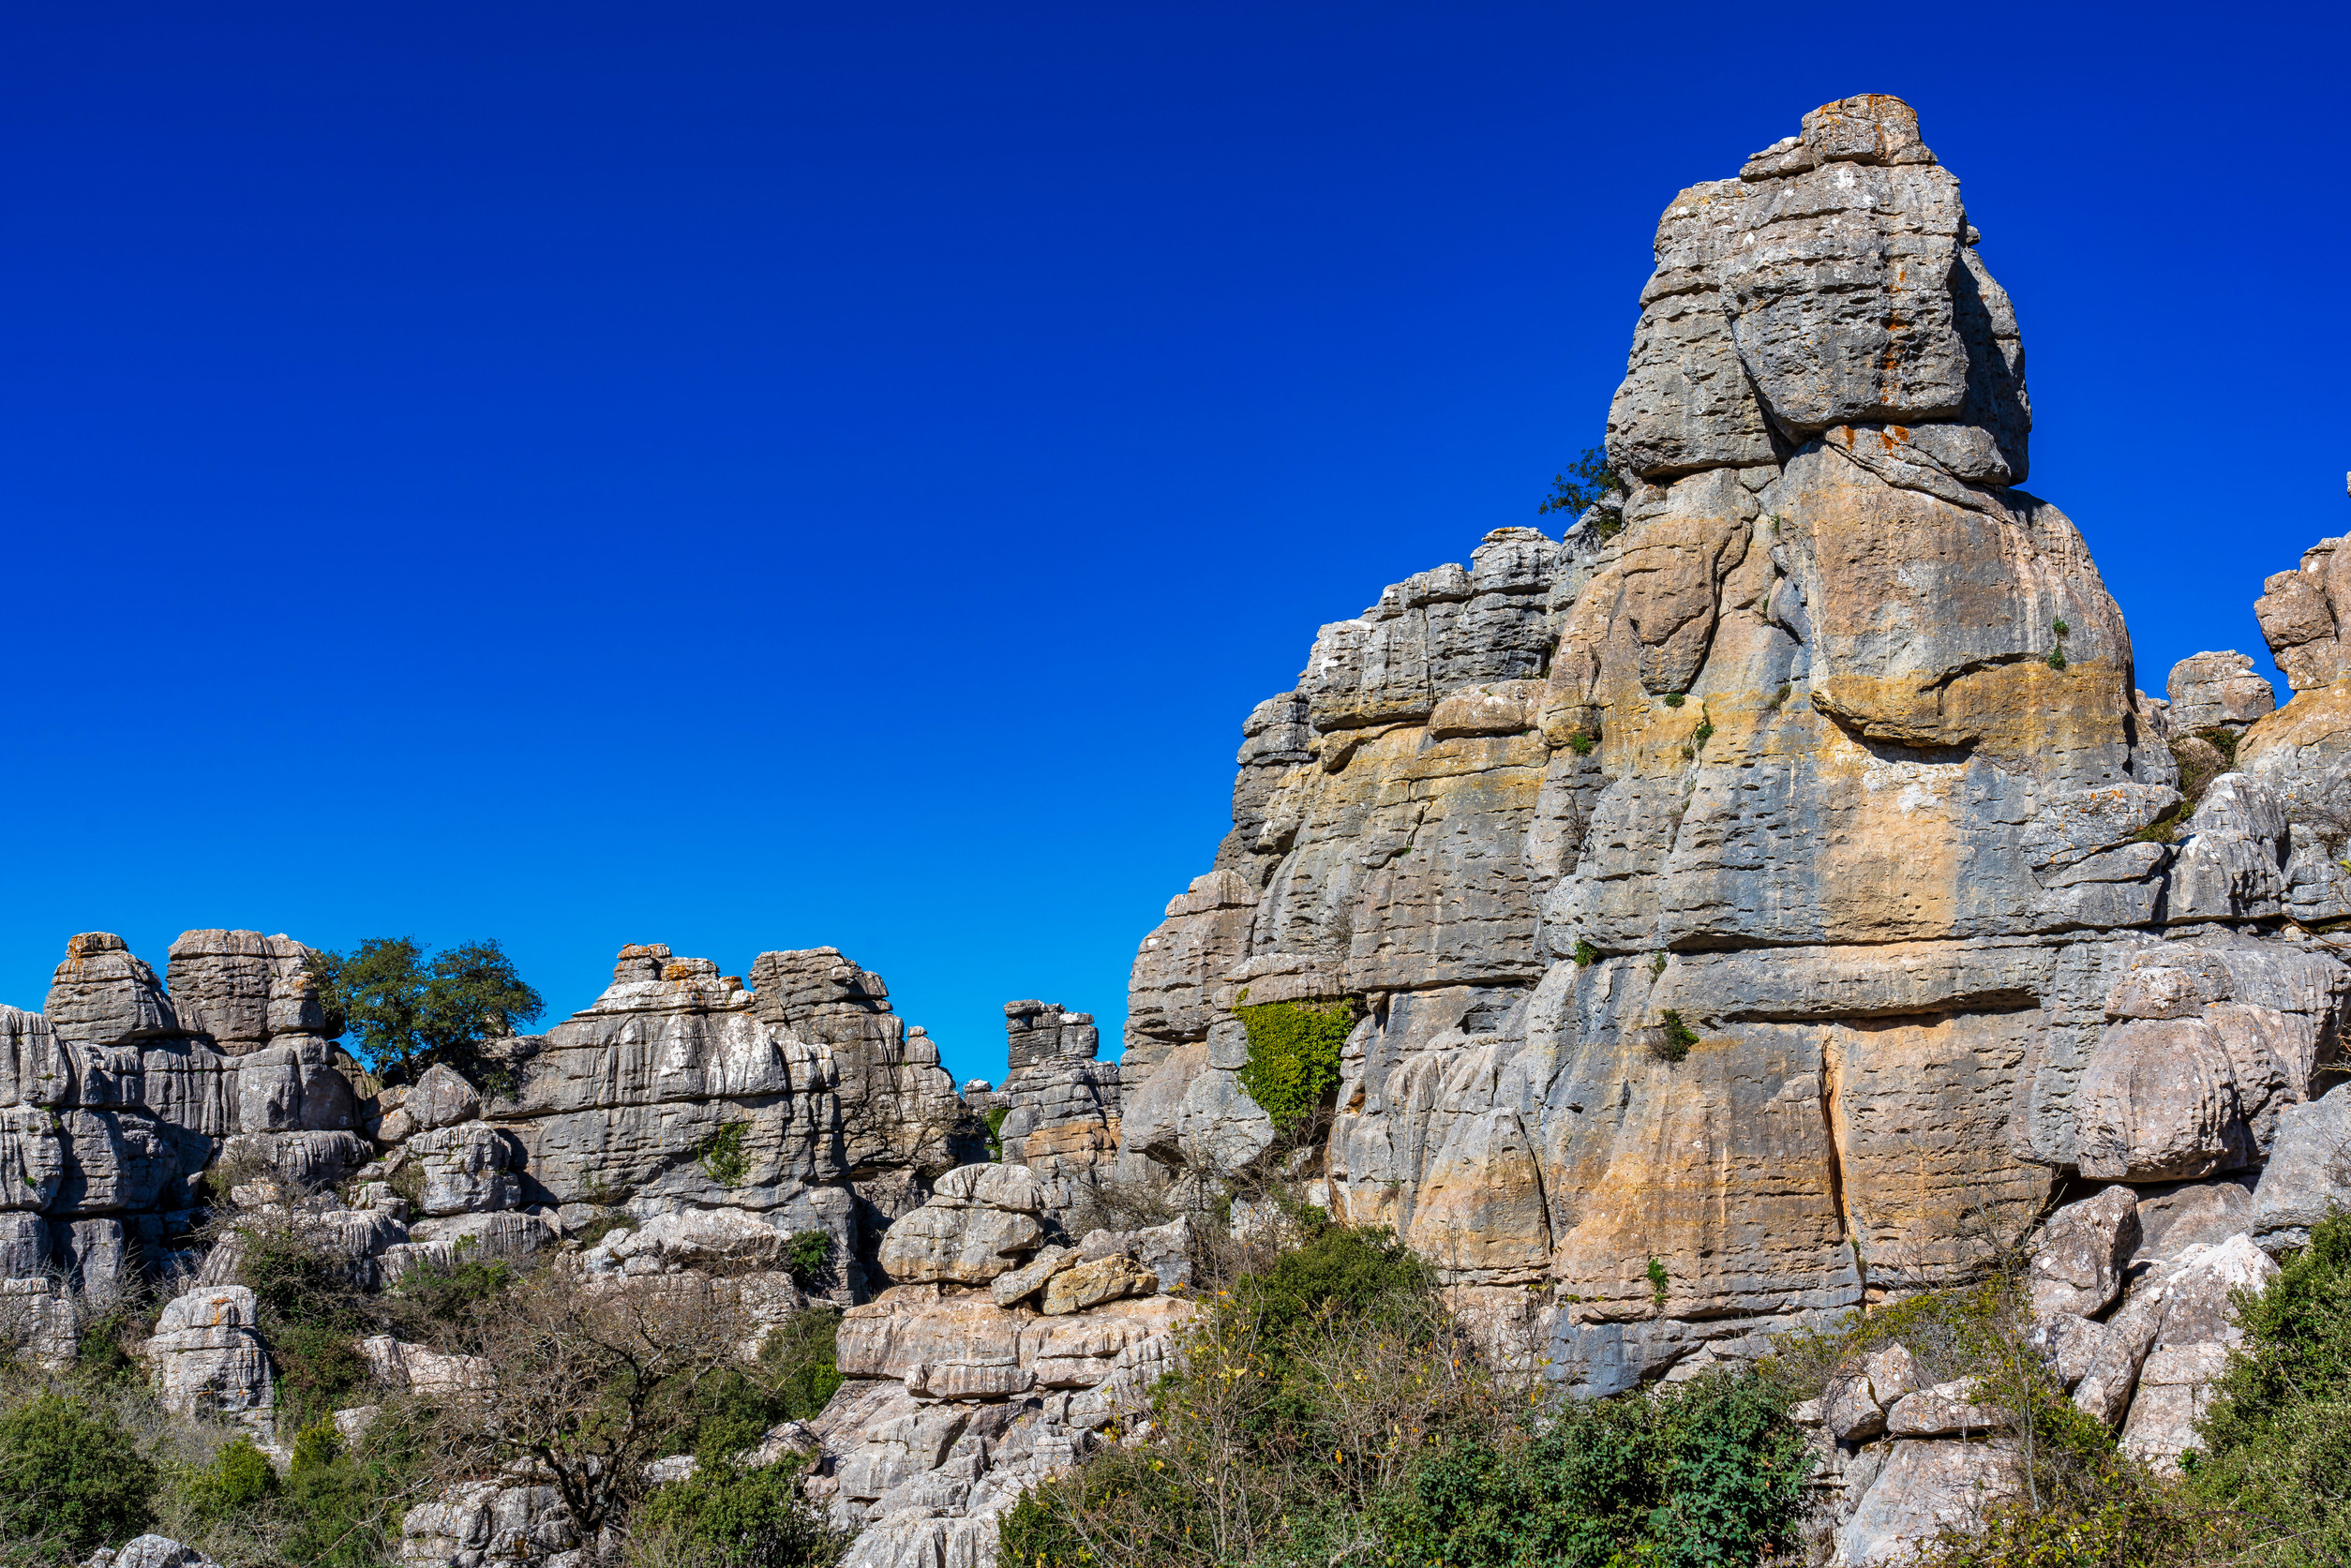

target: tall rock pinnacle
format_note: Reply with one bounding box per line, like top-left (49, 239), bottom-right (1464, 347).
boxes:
top-left (1116, 100), bottom-right (2338, 1472)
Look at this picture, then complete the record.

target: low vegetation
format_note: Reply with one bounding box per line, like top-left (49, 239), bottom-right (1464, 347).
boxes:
top-left (997, 1216), bottom-right (1813, 1568)
top-left (1231, 998), bottom-right (1358, 1131)
top-left (0, 1188), bottom-right (847, 1568)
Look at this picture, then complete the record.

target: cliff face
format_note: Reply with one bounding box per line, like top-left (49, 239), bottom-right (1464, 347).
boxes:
top-left (1116, 96), bottom-right (2351, 1467)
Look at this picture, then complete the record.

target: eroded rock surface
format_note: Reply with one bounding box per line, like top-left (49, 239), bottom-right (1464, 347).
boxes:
top-left (1108, 93), bottom-right (2351, 1471)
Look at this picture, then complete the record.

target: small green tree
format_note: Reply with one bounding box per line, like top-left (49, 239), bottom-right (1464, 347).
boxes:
top-left (309, 935), bottom-right (543, 1081)
top-left (0, 1394), bottom-right (157, 1555)
top-left (1539, 444), bottom-right (1626, 532)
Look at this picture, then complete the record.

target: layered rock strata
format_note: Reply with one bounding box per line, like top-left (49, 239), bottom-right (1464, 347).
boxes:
top-left (1112, 97), bottom-right (2351, 1520)
top-left (991, 1002), bottom-right (1119, 1211)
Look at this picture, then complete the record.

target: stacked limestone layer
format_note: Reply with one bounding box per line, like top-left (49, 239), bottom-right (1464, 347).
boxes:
top-left (991, 1001), bottom-right (1118, 1210)
top-left (376, 942), bottom-right (970, 1298)
top-left (1112, 95), bottom-right (2351, 1557)
top-left (0, 930), bottom-right (374, 1344)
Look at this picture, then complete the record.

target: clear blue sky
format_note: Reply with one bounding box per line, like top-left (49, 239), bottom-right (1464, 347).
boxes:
top-left (6, 3), bottom-right (2346, 1086)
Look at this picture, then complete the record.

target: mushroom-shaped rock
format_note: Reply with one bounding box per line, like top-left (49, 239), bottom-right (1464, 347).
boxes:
top-left (45, 933), bottom-right (179, 1048)
top-left (876, 1205), bottom-right (1041, 1285)
top-left (2074, 1019), bottom-right (2245, 1181)
top-left (2167, 652), bottom-right (2275, 734)
top-left (927, 1160), bottom-right (1047, 1215)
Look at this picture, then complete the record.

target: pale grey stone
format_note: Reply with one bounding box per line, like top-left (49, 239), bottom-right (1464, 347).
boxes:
top-left (408, 1064), bottom-right (482, 1130)
top-left (405, 1124), bottom-right (519, 1217)
top-left (2252, 1084), bottom-right (2351, 1248)
top-left (45, 934), bottom-right (180, 1048)
top-left (2029, 1185), bottom-right (2139, 1318)
top-left (2167, 652), bottom-right (2275, 733)
top-left (2074, 1018), bottom-right (2246, 1181)
top-left (149, 1285), bottom-right (272, 1428)
top-left (107, 1537), bottom-right (222, 1568)
top-left (167, 930), bottom-right (316, 1055)
top-left (1833, 1438), bottom-right (2019, 1568)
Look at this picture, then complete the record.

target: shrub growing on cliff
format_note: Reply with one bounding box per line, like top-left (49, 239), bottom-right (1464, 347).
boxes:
top-left (1232, 999), bottom-right (1357, 1130)
top-left (1540, 445), bottom-right (1626, 535)
top-left (0, 1392), bottom-right (157, 1555)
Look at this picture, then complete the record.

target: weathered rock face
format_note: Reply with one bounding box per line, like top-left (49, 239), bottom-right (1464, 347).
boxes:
top-left (461, 942), bottom-right (972, 1297)
top-left (2167, 651), bottom-right (2275, 735)
top-left (0, 930), bottom-right (373, 1322)
top-left (1110, 96), bottom-right (2351, 1475)
top-left (993, 1002), bottom-right (1118, 1210)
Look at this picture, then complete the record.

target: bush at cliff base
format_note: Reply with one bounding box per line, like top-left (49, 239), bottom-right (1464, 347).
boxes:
top-left (1370, 1369), bottom-right (1812, 1568)
top-left (630, 1431), bottom-right (844, 1568)
top-left (2180, 1207), bottom-right (2351, 1565)
top-left (995, 1221), bottom-right (1812, 1568)
top-left (0, 1392), bottom-right (157, 1555)
top-left (1919, 1210), bottom-right (2351, 1568)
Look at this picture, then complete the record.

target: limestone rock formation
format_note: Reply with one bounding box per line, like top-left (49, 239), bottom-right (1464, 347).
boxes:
top-left (2167, 651), bottom-right (2275, 735)
top-left (1108, 96), bottom-right (2351, 1497)
top-left (992, 1002), bottom-right (1118, 1210)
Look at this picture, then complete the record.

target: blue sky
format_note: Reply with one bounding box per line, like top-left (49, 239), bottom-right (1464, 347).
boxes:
top-left (5, 2), bottom-right (2347, 1085)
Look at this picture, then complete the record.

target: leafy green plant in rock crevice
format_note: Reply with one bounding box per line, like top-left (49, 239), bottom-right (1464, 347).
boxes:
top-left (701, 1120), bottom-right (752, 1187)
top-left (1232, 998), bottom-right (1360, 1130)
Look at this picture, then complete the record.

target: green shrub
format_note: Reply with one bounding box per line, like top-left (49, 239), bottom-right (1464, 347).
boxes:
top-left (1654, 1010), bottom-right (1700, 1063)
top-left (1567, 731), bottom-right (1596, 756)
top-left (632, 1454), bottom-right (843, 1568)
top-left (1235, 1223), bottom-right (1429, 1346)
top-left (0, 1394), bottom-right (157, 1554)
top-left (386, 1247), bottom-right (513, 1331)
top-left (1663, 692), bottom-right (1685, 708)
top-left (1538, 444), bottom-right (1625, 529)
top-left (1374, 1369), bottom-right (1813, 1568)
top-left (1232, 999), bottom-right (1357, 1130)
top-left (185, 1436), bottom-right (279, 1519)
top-left (984, 1105), bottom-right (1011, 1160)
top-left (2179, 1210), bottom-right (2351, 1563)
top-left (1572, 939), bottom-right (1598, 966)
top-left (701, 1120), bottom-right (752, 1187)
top-left (277, 1413), bottom-right (429, 1568)
top-left (785, 1231), bottom-right (835, 1290)
top-left (672, 1307), bottom-right (846, 1466)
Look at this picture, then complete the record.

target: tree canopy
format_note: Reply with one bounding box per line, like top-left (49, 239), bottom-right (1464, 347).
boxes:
top-left (308, 935), bottom-right (543, 1081)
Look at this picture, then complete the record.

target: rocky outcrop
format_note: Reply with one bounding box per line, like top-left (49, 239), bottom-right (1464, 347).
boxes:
top-left (450, 942), bottom-right (970, 1296)
top-left (822, 1245), bottom-right (1193, 1565)
top-left (2166, 652), bottom-right (2274, 735)
top-left (1106, 93), bottom-right (2351, 1483)
top-left (992, 1003), bottom-right (1118, 1210)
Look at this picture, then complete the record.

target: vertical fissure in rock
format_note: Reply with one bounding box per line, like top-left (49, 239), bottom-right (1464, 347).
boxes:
top-left (1819, 1034), bottom-right (1864, 1294)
